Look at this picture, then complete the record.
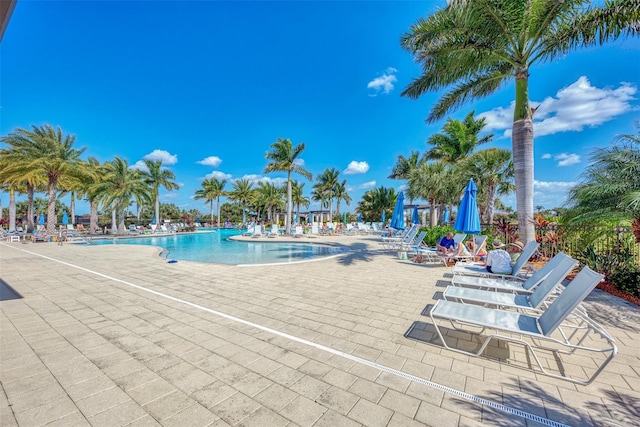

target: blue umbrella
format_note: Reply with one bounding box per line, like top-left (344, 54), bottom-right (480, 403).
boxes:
top-left (151, 215), bottom-right (156, 224)
top-left (454, 179), bottom-right (481, 234)
top-left (294, 213), bottom-right (299, 224)
top-left (357, 212), bottom-right (363, 222)
top-left (442, 206), bottom-right (450, 224)
top-left (343, 212), bottom-right (347, 224)
top-left (390, 192), bottom-right (405, 230)
top-left (381, 210), bottom-right (386, 223)
top-left (38, 213), bottom-right (45, 225)
top-left (62, 212), bottom-right (69, 225)
top-left (411, 206), bottom-right (420, 225)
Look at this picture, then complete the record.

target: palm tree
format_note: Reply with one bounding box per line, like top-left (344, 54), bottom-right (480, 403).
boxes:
top-left (425, 111), bottom-right (493, 163)
top-left (82, 156), bottom-right (107, 233)
top-left (264, 138), bottom-right (312, 235)
top-left (94, 157), bottom-right (151, 235)
top-left (407, 161), bottom-right (449, 226)
top-left (255, 182), bottom-right (285, 222)
top-left (461, 148), bottom-right (515, 225)
top-left (141, 159), bottom-right (179, 225)
top-left (565, 130), bottom-right (640, 243)
top-left (227, 179), bottom-right (255, 224)
top-left (315, 168), bottom-right (340, 221)
top-left (357, 186), bottom-right (397, 222)
top-left (194, 178), bottom-right (227, 227)
top-left (401, 0), bottom-right (638, 243)
top-left (1, 124), bottom-right (86, 234)
top-left (334, 180), bottom-right (351, 217)
top-left (310, 187), bottom-right (329, 222)
top-left (389, 150), bottom-right (423, 206)
top-left (290, 180), bottom-right (310, 224)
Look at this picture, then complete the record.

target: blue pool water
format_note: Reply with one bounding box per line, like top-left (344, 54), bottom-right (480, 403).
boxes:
top-left (90, 229), bottom-right (343, 265)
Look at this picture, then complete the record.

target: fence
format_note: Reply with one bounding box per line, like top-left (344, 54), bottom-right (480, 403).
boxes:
top-left (489, 222), bottom-right (639, 264)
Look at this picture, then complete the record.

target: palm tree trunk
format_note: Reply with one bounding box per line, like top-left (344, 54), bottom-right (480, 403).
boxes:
top-left (27, 185), bottom-right (35, 231)
top-left (111, 206), bottom-right (117, 234)
top-left (155, 191), bottom-right (160, 226)
top-left (9, 188), bottom-right (16, 232)
top-left (512, 74), bottom-right (535, 244)
top-left (286, 172), bottom-right (292, 235)
top-left (47, 181), bottom-right (57, 235)
top-left (90, 200), bottom-right (98, 233)
top-left (70, 192), bottom-right (76, 224)
top-left (486, 184), bottom-right (496, 225)
top-left (117, 204), bottom-right (126, 235)
top-left (216, 197), bottom-right (221, 228)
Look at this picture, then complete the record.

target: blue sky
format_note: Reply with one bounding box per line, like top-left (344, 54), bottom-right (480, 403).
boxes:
top-left (1, 1), bottom-right (639, 216)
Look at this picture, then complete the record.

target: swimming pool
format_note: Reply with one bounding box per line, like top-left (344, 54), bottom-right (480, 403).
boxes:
top-left (90, 229), bottom-right (343, 265)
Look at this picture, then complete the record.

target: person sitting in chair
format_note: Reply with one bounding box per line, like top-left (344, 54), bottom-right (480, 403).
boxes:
top-left (437, 232), bottom-right (456, 256)
top-left (485, 239), bottom-right (512, 274)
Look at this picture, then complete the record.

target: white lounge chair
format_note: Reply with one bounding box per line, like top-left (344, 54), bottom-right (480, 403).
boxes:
top-left (452, 240), bottom-right (540, 278)
top-left (444, 253), bottom-right (578, 310)
top-left (251, 224), bottom-right (263, 238)
top-left (307, 223), bottom-right (320, 238)
top-left (451, 251), bottom-right (570, 292)
top-left (268, 224), bottom-right (279, 238)
top-left (391, 230), bottom-right (428, 252)
top-left (292, 225), bottom-right (304, 238)
top-left (382, 226), bottom-right (418, 250)
top-left (428, 266), bottom-right (614, 384)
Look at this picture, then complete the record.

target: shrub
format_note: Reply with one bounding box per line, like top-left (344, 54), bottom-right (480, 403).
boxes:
top-left (576, 245), bottom-right (633, 278)
top-left (609, 264), bottom-right (640, 298)
top-left (422, 225), bottom-right (453, 246)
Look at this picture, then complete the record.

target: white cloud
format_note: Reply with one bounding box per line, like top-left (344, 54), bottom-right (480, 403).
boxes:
top-left (233, 174), bottom-right (287, 187)
top-left (143, 149), bottom-right (178, 165)
top-left (344, 160), bottom-right (369, 175)
top-left (478, 76), bottom-right (637, 138)
top-left (534, 180), bottom-right (577, 191)
top-left (367, 67), bottom-right (398, 96)
top-left (197, 156), bottom-right (222, 167)
top-left (357, 181), bottom-right (376, 190)
top-left (130, 160), bottom-right (148, 172)
top-left (204, 171), bottom-right (232, 180)
top-left (294, 158), bottom-right (305, 166)
top-left (541, 153), bottom-right (552, 159)
top-left (554, 153), bottom-right (581, 167)
top-left (501, 179), bottom-right (578, 210)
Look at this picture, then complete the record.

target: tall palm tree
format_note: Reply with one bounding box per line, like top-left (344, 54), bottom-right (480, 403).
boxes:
top-left (94, 157), bottom-right (151, 235)
top-left (264, 138), bottom-right (312, 235)
top-left (565, 130), bottom-right (640, 243)
top-left (141, 159), bottom-right (179, 225)
top-left (194, 178), bottom-right (227, 227)
top-left (255, 182), bottom-right (285, 222)
top-left (425, 111), bottom-right (493, 163)
top-left (334, 179), bottom-right (351, 217)
top-left (291, 180), bottom-right (310, 223)
top-left (461, 148), bottom-right (515, 225)
top-left (389, 150), bottom-right (423, 206)
top-left (401, 0), bottom-right (638, 243)
top-left (82, 156), bottom-right (107, 233)
top-left (315, 168), bottom-right (340, 221)
top-left (408, 161), bottom-right (449, 226)
top-left (1, 124), bottom-right (86, 234)
top-left (357, 186), bottom-right (397, 222)
top-left (227, 179), bottom-right (255, 224)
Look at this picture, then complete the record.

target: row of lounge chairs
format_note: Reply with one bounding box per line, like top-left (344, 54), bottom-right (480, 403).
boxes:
top-left (408, 240), bottom-right (616, 385)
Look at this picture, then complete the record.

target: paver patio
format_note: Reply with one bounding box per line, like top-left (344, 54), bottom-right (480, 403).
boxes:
top-left (1, 234), bottom-right (639, 426)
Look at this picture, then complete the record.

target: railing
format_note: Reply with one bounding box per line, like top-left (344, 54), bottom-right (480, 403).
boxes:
top-left (489, 222), bottom-right (639, 264)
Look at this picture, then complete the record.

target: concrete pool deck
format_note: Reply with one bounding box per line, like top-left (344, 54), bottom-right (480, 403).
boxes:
top-left (1, 235), bottom-right (639, 426)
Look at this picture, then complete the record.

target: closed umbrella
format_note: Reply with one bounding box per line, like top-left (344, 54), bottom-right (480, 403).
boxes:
top-left (442, 206), bottom-right (450, 224)
top-left (454, 179), bottom-right (481, 234)
top-left (343, 212), bottom-right (347, 224)
top-left (381, 210), bottom-right (386, 223)
top-left (62, 212), bottom-right (69, 225)
top-left (38, 213), bottom-right (45, 225)
top-left (390, 192), bottom-right (405, 230)
top-left (151, 215), bottom-right (156, 224)
top-left (357, 212), bottom-right (363, 222)
top-left (411, 206), bottom-right (420, 225)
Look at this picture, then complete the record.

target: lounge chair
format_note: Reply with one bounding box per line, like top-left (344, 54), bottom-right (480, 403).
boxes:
top-left (382, 226), bottom-right (418, 250)
top-left (268, 224), bottom-right (279, 238)
top-left (251, 224), bottom-right (263, 238)
top-left (392, 230), bottom-right (428, 252)
top-left (452, 241), bottom-right (540, 279)
top-left (292, 225), bottom-right (304, 238)
top-left (451, 251), bottom-right (570, 292)
top-left (381, 224), bottom-right (416, 243)
top-left (428, 266), bottom-right (614, 384)
top-left (443, 253), bottom-right (578, 310)
top-left (307, 223), bottom-right (320, 238)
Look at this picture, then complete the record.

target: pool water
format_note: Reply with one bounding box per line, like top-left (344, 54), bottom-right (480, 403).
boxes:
top-left (90, 229), bottom-right (343, 265)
